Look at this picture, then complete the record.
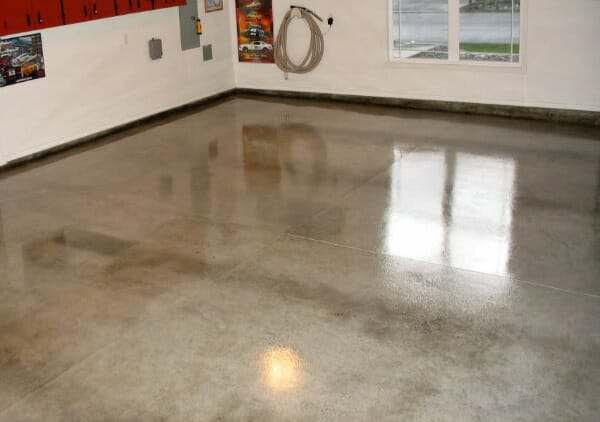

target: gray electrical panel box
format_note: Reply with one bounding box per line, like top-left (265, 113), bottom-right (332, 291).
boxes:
top-left (149, 38), bottom-right (163, 60)
top-left (203, 44), bottom-right (213, 61)
top-left (179, 0), bottom-right (201, 51)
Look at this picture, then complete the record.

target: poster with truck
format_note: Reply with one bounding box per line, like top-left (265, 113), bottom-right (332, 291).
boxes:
top-left (0, 34), bottom-right (46, 88)
top-left (236, 0), bottom-right (274, 63)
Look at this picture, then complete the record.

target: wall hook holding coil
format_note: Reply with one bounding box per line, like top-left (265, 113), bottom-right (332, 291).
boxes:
top-left (274, 5), bottom-right (326, 79)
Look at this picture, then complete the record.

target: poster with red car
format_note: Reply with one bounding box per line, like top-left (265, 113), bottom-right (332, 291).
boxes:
top-left (0, 34), bottom-right (46, 88)
top-left (236, 0), bottom-right (274, 63)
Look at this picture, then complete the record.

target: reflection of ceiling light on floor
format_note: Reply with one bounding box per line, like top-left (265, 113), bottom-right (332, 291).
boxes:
top-left (262, 347), bottom-right (303, 392)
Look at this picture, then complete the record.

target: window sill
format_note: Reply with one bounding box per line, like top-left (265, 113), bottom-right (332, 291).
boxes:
top-left (386, 57), bottom-right (526, 73)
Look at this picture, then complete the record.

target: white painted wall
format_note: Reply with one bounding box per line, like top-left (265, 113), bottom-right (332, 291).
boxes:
top-left (1, 6), bottom-right (234, 166)
top-left (232, 0), bottom-right (600, 112)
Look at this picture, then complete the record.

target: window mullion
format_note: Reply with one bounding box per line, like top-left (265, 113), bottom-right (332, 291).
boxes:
top-left (448, 0), bottom-right (460, 62)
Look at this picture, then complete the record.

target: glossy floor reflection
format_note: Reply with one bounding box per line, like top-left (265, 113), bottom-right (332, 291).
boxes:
top-left (0, 96), bottom-right (599, 421)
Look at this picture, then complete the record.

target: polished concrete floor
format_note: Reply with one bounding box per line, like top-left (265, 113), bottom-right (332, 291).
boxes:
top-left (1, 96), bottom-right (599, 421)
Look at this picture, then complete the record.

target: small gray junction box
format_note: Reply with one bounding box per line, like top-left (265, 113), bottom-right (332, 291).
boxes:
top-left (149, 38), bottom-right (163, 60)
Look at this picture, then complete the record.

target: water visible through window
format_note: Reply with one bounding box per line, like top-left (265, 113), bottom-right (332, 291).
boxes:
top-left (392, 0), bottom-right (449, 60)
top-left (460, 0), bottom-right (520, 62)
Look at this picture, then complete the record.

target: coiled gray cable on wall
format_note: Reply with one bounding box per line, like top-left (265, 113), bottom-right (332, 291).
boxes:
top-left (274, 7), bottom-right (325, 78)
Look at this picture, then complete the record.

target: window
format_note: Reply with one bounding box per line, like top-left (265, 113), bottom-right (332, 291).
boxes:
top-left (393, 0), bottom-right (449, 60)
top-left (391, 0), bottom-right (522, 64)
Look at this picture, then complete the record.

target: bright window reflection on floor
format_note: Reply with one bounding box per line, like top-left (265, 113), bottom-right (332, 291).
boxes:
top-left (384, 148), bottom-right (515, 276)
top-left (385, 151), bottom-right (446, 262)
top-left (449, 153), bottom-right (515, 275)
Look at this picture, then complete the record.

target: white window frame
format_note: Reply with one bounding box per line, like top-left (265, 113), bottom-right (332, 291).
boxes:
top-left (388, 0), bottom-right (526, 68)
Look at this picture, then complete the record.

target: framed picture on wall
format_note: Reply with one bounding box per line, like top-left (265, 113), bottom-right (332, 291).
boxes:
top-left (205, 0), bottom-right (224, 12)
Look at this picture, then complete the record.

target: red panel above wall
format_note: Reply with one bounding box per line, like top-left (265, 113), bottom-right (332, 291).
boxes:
top-left (62, 0), bottom-right (117, 25)
top-left (1, 0), bottom-right (186, 37)
top-left (89, 0), bottom-right (119, 20)
top-left (62, 0), bottom-right (94, 25)
top-left (31, 0), bottom-right (63, 30)
top-left (155, 0), bottom-right (187, 10)
top-left (0, 2), bottom-right (35, 36)
top-left (115, 0), bottom-right (154, 15)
